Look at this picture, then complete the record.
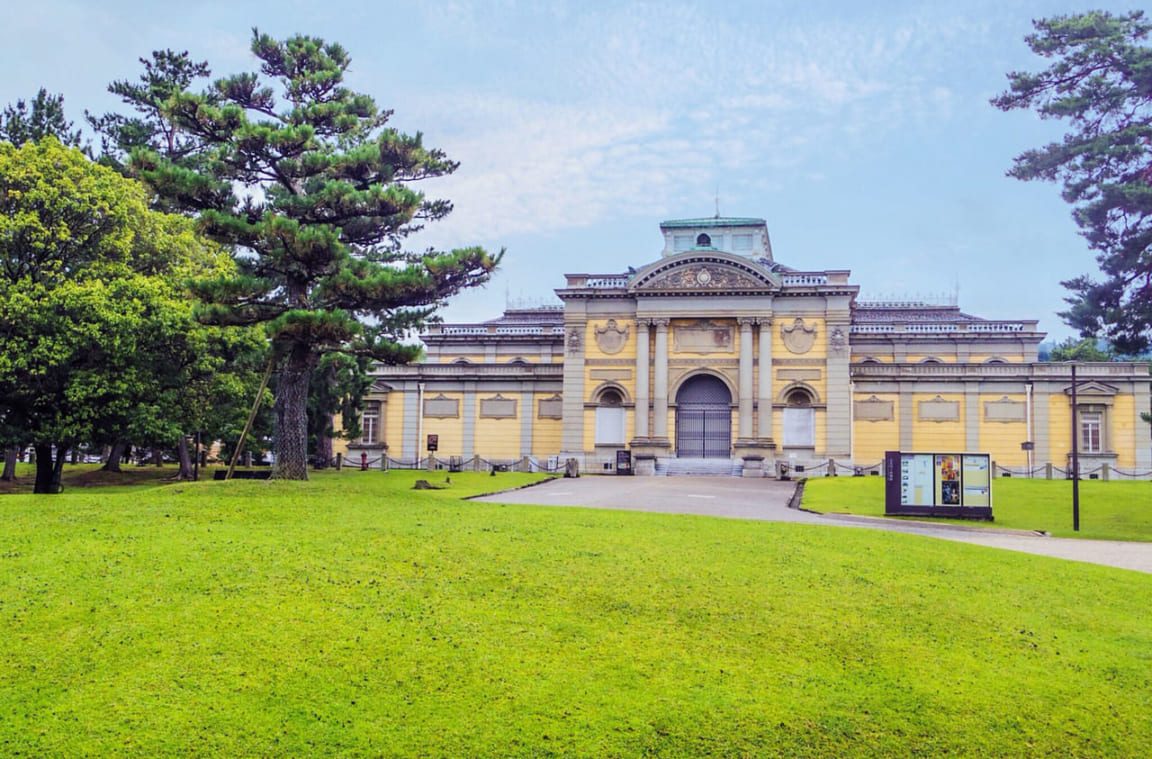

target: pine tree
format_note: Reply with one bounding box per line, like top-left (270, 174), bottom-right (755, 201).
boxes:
top-left (136, 30), bottom-right (499, 479)
top-left (0, 89), bottom-right (83, 147)
top-left (993, 11), bottom-right (1152, 353)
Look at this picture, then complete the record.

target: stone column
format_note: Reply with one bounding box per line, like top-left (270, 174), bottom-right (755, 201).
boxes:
top-left (738, 317), bottom-right (754, 439)
top-left (652, 319), bottom-right (670, 441)
top-left (634, 320), bottom-right (650, 439)
top-left (757, 319), bottom-right (773, 439)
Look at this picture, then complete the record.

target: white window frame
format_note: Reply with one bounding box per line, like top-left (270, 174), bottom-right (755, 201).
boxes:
top-left (1080, 411), bottom-right (1102, 454)
top-left (361, 403), bottom-right (380, 445)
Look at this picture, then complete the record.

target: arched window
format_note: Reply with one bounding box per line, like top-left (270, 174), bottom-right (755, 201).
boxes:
top-left (696, 233), bottom-right (711, 247)
top-left (782, 388), bottom-right (815, 447)
top-left (595, 389), bottom-right (626, 446)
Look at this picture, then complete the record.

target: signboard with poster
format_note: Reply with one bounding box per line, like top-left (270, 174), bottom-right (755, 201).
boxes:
top-left (884, 450), bottom-right (993, 520)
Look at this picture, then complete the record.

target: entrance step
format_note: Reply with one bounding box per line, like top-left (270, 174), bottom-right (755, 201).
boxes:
top-left (656, 457), bottom-right (743, 477)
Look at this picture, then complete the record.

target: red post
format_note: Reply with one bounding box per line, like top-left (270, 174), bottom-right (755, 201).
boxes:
top-left (360, 451), bottom-right (368, 471)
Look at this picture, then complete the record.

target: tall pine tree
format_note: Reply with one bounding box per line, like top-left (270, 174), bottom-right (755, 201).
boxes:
top-left (136, 30), bottom-right (499, 479)
top-left (993, 11), bottom-right (1152, 353)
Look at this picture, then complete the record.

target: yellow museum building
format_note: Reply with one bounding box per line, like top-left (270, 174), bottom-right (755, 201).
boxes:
top-left (343, 216), bottom-right (1151, 477)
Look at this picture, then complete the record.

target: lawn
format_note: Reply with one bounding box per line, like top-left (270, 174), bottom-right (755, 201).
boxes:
top-left (2, 470), bottom-right (1151, 757)
top-left (803, 475), bottom-right (1152, 541)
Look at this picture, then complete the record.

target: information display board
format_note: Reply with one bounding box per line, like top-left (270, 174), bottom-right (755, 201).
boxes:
top-left (885, 450), bottom-right (993, 520)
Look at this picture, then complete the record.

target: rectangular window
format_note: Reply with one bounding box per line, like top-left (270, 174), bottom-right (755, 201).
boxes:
top-left (595, 406), bottom-right (626, 445)
top-left (1080, 411), bottom-right (1101, 453)
top-left (782, 407), bottom-right (815, 447)
top-left (361, 402), bottom-right (380, 445)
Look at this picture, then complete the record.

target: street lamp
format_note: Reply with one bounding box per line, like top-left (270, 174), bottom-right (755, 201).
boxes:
top-left (1069, 362), bottom-right (1080, 532)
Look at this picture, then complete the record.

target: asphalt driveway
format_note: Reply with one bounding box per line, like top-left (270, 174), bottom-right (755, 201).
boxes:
top-left (473, 476), bottom-right (1152, 575)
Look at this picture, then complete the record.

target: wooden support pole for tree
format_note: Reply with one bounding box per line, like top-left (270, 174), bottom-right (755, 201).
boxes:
top-left (226, 359), bottom-right (274, 481)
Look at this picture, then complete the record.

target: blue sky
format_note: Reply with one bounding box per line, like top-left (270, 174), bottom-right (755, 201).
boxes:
top-left (2, 0), bottom-right (1134, 340)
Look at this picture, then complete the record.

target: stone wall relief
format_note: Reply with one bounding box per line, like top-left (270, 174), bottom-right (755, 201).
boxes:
top-left (830, 326), bottom-right (846, 355)
top-left (537, 394), bottom-right (564, 419)
top-left (984, 396), bottom-right (1027, 423)
top-left (639, 263), bottom-right (767, 291)
top-left (594, 319), bottom-right (629, 354)
top-left (567, 327), bottom-right (582, 356)
top-left (918, 395), bottom-right (960, 422)
top-left (781, 317), bottom-right (817, 354)
top-left (854, 395), bottom-right (895, 422)
top-left (424, 394), bottom-right (460, 418)
top-left (479, 394), bottom-right (517, 419)
top-left (672, 319), bottom-right (735, 354)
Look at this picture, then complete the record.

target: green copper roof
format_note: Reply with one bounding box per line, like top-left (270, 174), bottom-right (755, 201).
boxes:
top-left (660, 217), bottom-right (766, 229)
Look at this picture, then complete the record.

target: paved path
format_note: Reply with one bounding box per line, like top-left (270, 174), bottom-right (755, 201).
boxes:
top-left (474, 476), bottom-right (1152, 575)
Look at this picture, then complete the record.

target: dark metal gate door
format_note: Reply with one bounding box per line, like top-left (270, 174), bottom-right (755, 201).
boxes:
top-left (675, 375), bottom-right (732, 458)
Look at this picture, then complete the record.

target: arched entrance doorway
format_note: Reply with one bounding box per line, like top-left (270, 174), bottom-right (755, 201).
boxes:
top-left (675, 374), bottom-right (732, 458)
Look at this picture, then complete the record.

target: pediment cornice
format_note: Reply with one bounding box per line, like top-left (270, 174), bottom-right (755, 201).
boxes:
top-left (629, 251), bottom-right (778, 295)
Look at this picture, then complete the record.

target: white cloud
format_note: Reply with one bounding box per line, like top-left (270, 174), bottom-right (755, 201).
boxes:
top-left (400, 0), bottom-right (980, 249)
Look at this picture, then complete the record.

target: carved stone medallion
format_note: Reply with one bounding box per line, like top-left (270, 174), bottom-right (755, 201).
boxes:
top-left (781, 317), bottom-right (817, 354)
top-left (594, 319), bottom-right (629, 355)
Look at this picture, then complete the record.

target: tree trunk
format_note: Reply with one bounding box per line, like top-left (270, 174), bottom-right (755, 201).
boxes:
top-left (176, 435), bottom-right (193, 480)
top-left (1, 447), bottom-right (18, 481)
top-left (33, 444), bottom-right (65, 494)
top-left (152, 447), bottom-right (163, 467)
top-left (272, 346), bottom-right (315, 480)
top-left (102, 441), bottom-right (126, 472)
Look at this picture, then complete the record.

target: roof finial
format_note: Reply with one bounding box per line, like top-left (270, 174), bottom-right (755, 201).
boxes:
top-left (714, 186), bottom-right (721, 218)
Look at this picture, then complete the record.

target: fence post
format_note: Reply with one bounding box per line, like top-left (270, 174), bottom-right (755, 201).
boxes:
top-left (335, 452), bottom-right (343, 471)
top-left (1101, 462), bottom-right (1110, 481)
top-left (1045, 462), bottom-right (1053, 480)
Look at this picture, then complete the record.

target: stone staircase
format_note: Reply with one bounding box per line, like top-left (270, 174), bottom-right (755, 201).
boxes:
top-left (655, 457), bottom-right (744, 477)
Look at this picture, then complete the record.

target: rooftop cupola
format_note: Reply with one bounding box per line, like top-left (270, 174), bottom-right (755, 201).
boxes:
top-left (659, 216), bottom-right (773, 261)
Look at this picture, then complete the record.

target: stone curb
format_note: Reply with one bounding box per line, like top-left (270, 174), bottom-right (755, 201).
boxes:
top-left (814, 511), bottom-right (1049, 537)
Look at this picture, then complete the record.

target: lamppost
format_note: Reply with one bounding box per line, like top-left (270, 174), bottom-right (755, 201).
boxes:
top-left (1069, 362), bottom-right (1080, 532)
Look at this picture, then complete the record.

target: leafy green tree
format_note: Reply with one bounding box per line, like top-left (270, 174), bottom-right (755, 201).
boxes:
top-left (993, 11), bottom-right (1152, 354)
top-left (1047, 336), bottom-right (1118, 362)
top-left (307, 353), bottom-right (374, 467)
top-left (0, 138), bottom-right (233, 493)
top-left (0, 88), bottom-right (83, 147)
top-left (136, 30), bottom-right (500, 480)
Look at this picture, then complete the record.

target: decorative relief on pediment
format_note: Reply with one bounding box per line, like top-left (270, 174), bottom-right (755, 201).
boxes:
top-left (424, 394), bottom-right (460, 418)
top-left (639, 264), bottom-right (766, 292)
top-left (855, 395), bottom-right (894, 422)
top-left (781, 318), bottom-right (817, 354)
top-left (984, 396), bottom-right (1026, 423)
top-left (673, 320), bottom-right (734, 353)
top-left (918, 395), bottom-right (959, 422)
top-left (537, 394), bottom-right (563, 419)
top-left (479, 394), bottom-right (517, 419)
top-left (594, 319), bottom-right (629, 354)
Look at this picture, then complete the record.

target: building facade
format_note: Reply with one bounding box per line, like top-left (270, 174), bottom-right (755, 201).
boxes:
top-left (343, 217), bottom-right (1151, 476)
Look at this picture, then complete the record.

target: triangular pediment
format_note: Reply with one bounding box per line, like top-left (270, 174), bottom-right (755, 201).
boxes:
top-left (1063, 380), bottom-right (1118, 396)
top-left (629, 252), bottom-right (778, 294)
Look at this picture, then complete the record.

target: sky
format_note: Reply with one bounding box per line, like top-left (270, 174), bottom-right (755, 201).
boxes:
top-left (1, 0), bottom-right (1136, 342)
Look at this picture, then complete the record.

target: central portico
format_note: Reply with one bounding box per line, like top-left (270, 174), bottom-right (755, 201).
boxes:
top-left (556, 216), bottom-right (856, 476)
